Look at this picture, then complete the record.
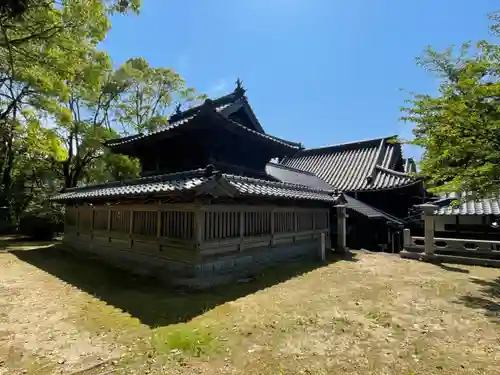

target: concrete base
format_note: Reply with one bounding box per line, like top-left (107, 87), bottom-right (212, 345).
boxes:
top-left (62, 238), bottom-right (321, 289)
top-left (400, 249), bottom-right (500, 268)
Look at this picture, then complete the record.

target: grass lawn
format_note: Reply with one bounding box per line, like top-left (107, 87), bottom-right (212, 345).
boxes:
top-left (0, 237), bottom-right (499, 375)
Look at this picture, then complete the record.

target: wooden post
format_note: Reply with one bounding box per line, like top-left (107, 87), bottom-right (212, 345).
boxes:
top-left (293, 209), bottom-right (298, 243)
top-left (420, 203), bottom-right (437, 256)
top-left (128, 209), bottom-right (134, 249)
top-left (239, 210), bottom-right (244, 251)
top-left (156, 210), bottom-right (162, 239)
top-left (194, 206), bottom-right (204, 248)
top-left (90, 207), bottom-right (95, 239)
top-left (107, 208), bottom-right (111, 242)
top-left (76, 207), bottom-right (80, 237)
top-left (335, 205), bottom-right (347, 254)
top-left (312, 210), bottom-right (316, 239)
top-left (320, 232), bottom-right (326, 261)
top-left (270, 209), bottom-right (276, 246)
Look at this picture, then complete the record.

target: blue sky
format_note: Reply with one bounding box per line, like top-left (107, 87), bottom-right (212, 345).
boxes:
top-left (101, 0), bottom-right (498, 160)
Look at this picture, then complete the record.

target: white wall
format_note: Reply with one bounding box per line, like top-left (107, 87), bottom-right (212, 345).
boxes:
top-left (434, 215), bottom-right (483, 232)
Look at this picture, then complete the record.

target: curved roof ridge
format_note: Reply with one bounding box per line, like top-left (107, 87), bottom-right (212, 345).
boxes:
top-left (223, 173), bottom-right (337, 194)
top-left (63, 168), bottom-right (208, 193)
top-left (294, 135), bottom-right (398, 155)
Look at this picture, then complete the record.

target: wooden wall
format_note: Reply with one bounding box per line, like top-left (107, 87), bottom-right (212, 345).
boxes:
top-left (63, 202), bottom-right (330, 265)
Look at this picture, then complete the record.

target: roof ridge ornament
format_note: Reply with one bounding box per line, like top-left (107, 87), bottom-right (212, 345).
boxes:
top-left (235, 78), bottom-right (246, 96)
top-left (174, 103), bottom-right (182, 116)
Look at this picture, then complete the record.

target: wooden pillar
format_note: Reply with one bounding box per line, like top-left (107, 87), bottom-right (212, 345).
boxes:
top-left (270, 209), bottom-right (276, 246)
top-left (293, 209), bottom-right (298, 243)
top-left (107, 208), bottom-right (111, 242)
top-left (194, 206), bottom-right (205, 248)
top-left (335, 204), bottom-right (347, 254)
top-left (76, 207), bottom-right (80, 236)
top-left (239, 210), bottom-right (244, 251)
top-left (156, 210), bottom-right (162, 239)
top-left (420, 203), bottom-right (437, 256)
top-left (90, 207), bottom-right (95, 240)
top-left (128, 208), bottom-right (134, 249)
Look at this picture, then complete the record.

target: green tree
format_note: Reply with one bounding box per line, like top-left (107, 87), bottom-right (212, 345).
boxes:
top-left (48, 50), bottom-right (137, 188)
top-left (402, 12), bottom-right (500, 199)
top-left (0, 0), bottom-right (141, 222)
top-left (113, 57), bottom-right (202, 134)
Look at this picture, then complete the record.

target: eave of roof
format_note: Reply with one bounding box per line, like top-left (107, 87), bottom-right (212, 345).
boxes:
top-left (105, 93), bottom-right (302, 151)
top-left (281, 135), bottom-right (420, 192)
top-left (343, 194), bottom-right (405, 225)
top-left (51, 165), bottom-right (340, 204)
top-left (428, 192), bottom-right (500, 216)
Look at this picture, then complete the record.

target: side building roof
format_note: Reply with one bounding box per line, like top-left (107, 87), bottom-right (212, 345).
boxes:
top-left (265, 161), bottom-right (404, 225)
top-left (51, 165), bottom-right (341, 204)
top-left (281, 136), bottom-right (419, 192)
top-left (429, 192), bottom-right (500, 216)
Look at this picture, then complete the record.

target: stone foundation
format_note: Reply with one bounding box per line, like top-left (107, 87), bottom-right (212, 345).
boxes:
top-left (62, 236), bottom-right (322, 288)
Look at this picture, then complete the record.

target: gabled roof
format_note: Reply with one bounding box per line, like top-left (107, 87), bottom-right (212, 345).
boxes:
top-left (51, 165), bottom-right (341, 204)
top-left (430, 192), bottom-right (500, 216)
top-left (281, 136), bottom-right (419, 192)
top-left (105, 88), bottom-right (301, 151)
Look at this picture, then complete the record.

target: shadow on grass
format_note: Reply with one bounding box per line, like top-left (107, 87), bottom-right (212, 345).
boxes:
top-left (457, 277), bottom-right (500, 324)
top-left (437, 263), bottom-right (470, 274)
top-left (10, 244), bottom-right (357, 328)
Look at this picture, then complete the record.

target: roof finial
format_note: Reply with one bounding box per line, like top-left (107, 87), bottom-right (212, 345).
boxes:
top-left (175, 103), bottom-right (182, 115)
top-left (235, 77), bottom-right (246, 95)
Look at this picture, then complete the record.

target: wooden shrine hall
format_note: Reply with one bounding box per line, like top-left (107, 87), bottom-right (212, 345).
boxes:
top-left (280, 137), bottom-right (425, 251)
top-left (52, 81), bottom-right (346, 288)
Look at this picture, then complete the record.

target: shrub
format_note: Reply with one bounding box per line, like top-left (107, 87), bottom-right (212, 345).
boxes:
top-left (19, 211), bottom-right (63, 240)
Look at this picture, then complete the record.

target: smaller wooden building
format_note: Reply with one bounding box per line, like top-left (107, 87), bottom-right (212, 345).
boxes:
top-left (52, 83), bottom-right (342, 287)
top-left (280, 136), bottom-right (423, 251)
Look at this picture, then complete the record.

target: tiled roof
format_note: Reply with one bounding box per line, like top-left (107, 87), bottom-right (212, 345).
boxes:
top-left (343, 194), bottom-right (404, 225)
top-left (433, 192), bottom-right (500, 216)
top-left (281, 136), bottom-right (419, 192)
top-left (265, 162), bottom-right (335, 191)
top-left (51, 167), bottom-right (339, 203)
top-left (105, 91), bottom-right (301, 150)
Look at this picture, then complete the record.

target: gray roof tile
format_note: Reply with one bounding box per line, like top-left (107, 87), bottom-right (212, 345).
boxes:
top-left (281, 136), bottom-right (418, 192)
top-left (434, 192), bottom-right (500, 216)
top-left (51, 167), bottom-right (339, 203)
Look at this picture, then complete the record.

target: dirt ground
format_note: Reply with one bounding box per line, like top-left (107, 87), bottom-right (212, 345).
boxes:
top-left (0, 239), bottom-right (499, 375)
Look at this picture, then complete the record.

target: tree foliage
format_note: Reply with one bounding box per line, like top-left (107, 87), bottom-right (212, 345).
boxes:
top-left (402, 12), bottom-right (500, 199)
top-left (0, 0), bottom-right (204, 229)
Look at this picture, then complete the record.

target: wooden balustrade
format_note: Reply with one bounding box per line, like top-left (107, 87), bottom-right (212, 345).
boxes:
top-left (64, 203), bottom-right (330, 261)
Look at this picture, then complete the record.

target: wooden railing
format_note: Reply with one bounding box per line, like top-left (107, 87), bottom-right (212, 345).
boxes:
top-left (64, 204), bottom-right (330, 256)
